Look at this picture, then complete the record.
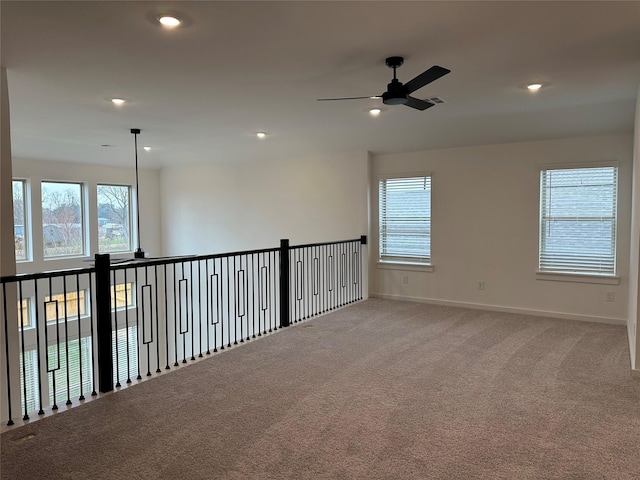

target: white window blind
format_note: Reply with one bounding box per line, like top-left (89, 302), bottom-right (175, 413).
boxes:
top-left (379, 175), bottom-right (431, 263)
top-left (539, 166), bottom-right (617, 275)
top-left (20, 336), bottom-right (93, 415)
top-left (113, 326), bottom-right (138, 384)
top-left (47, 337), bottom-right (93, 404)
top-left (20, 349), bottom-right (40, 414)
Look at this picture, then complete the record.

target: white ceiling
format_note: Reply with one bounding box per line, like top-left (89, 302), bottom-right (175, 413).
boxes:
top-left (2, 1), bottom-right (639, 168)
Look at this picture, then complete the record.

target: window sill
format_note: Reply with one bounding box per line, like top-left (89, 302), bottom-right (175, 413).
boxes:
top-left (536, 271), bottom-right (620, 285)
top-left (44, 255), bottom-right (89, 262)
top-left (377, 261), bottom-right (434, 273)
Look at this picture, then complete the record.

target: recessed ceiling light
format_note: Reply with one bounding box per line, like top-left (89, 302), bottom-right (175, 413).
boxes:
top-left (143, 146), bottom-right (151, 151)
top-left (111, 98), bottom-right (125, 105)
top-left (256, 132), bottom-right (267, 139)
top-left (369, 108), bottom-right (381, 116)
top-left (158, 14), bottom-right (181, 28)
top-left (527, 83), bottom-right (543, 92)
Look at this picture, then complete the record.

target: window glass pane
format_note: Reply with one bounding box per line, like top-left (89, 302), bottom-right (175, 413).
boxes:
top-left (97, 185), bottom-right (131, 253)
top-left (379, 176), bottom-right (431, 262)
top-left (47, 337), bottom-right (93, 405)
top-left (19, 349), bottom-right (40, 414)
top-left (41, 182), bottom-right (84, 258)
top-left (539, 166), bottom-right (617, 275)
top-left (44, 291), bottom-right (87, 323)
top-left (113, 326), bottom-right (138, 385)
top-left (17, 298), bottom-right (29, 327)
top-left (12, 180), bottom-right (27, 261)
top-left (19, 338), bottom-right (94, 416)
top-left (111, 282), bottom-right (134, 309)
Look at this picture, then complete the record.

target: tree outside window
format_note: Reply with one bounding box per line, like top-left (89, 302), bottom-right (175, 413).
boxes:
top-left (41, 182), bottom-right (84, 258)
top-left (97, 185), bottom-right (131, 253)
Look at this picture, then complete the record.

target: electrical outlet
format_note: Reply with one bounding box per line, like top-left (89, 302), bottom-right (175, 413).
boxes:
top-left (402, 275), bottom-right (409, 284)
top-left (605, 292), bottom-right (615, 302)
top-left (477, 281), bottom-right (485, 291)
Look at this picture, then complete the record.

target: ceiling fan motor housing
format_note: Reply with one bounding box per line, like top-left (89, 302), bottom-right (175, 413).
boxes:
top-left (382, 79), bottom-right (408, 105)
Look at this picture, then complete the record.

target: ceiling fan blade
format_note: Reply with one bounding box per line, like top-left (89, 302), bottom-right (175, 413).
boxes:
top-left (316, 96), bottom-right (378, 101)
top-left (404, 65), bottom-right (451, 94)
top-left (405, 96), bottom-right (435, 111)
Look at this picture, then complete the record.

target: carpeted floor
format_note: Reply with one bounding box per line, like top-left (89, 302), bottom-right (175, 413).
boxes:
top-left (1, 298), bottom-right (639, 479)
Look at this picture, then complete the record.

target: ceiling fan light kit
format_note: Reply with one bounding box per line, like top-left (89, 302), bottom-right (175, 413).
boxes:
top-left (317, 56), bottom-right (450, 111)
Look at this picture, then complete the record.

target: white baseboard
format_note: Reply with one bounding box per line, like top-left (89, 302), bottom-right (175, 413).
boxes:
top-left (370, 293), bottom-right (626, 326)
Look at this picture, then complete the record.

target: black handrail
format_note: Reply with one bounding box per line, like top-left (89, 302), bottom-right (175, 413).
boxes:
top-left (0, 266), bottom-right (95, 284)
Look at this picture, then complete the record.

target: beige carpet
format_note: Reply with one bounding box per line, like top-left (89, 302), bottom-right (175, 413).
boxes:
top-left (2, 298), bottom-right (639, 479)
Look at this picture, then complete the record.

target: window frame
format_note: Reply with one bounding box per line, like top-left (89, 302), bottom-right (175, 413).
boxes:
top-left (378, 173), bottom-right (433, 269)
top-left (537, 163), bottom-right (619, 282)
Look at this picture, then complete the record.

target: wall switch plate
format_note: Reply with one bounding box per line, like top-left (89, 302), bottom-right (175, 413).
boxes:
top-left (478, 281), bottom-right (485, 290)
top-left (605, 292), bottom-right (615, 302)
top-left (402, 275), bottom-right (409, 284)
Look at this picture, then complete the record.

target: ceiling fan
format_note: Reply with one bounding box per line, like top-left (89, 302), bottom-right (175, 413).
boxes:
top-left (317, 56), bottom-right (450, 111)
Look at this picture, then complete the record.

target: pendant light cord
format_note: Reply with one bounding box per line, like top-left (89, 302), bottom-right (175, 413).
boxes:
top-left (131, 128), bottom-right (144, 258)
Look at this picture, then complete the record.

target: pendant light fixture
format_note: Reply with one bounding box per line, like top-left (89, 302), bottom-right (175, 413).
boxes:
top-left (131, 128), bottom-right (145, 259)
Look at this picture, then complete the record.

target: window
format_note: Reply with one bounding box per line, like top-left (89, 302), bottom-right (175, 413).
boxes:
top-left (41, 182), bottom-right (84, 258)
top-left (113, 326), bottom-right (139, 384)
top-left (112, 282), bottom-right (134, 310)
top-left (19, 349), bottom-right (40, 415)
top-left (47, 336), bottom-right (93, 405)
top-left (97, 185), bottom-right (132, 253)
top-left (12, 180), bottom-right (28, 261)
top-left (379, 175), bottom-right (431, 263)
top-left (539, 166), bottom-right (618, 276)
top-left (44, 291), bottom-right (87, 323)
top-left (20, 337), bottom-right (93, 414)
top-left (17, 299), bottom-right (30, 327)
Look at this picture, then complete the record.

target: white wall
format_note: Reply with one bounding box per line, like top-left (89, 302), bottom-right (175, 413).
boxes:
top-left (371, 134), bottom-right (634, 325)
top-left (0, 68), bottom-right (15, 276)
top-left (629, 85), bottom-right (640, 374)
top-left (160, 151), bottom-right (369, 255)
top-left (0, 67), bottom-right (19, 423)
top-left (12, 158), bottom-right (162, 273)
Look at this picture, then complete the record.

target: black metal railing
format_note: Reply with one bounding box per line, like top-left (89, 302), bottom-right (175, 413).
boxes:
top-left (289, 237), bottom-right (365, 323)
top-left (1, 236), bottom-right (366, 426)
top-left (1, 266), bottom-right (97, 423)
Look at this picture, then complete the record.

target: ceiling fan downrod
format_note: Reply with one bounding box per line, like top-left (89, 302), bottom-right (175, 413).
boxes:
top-left (383, 56), bottom-right (408, 105)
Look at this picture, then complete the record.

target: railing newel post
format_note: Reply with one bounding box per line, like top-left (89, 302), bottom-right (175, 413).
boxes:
top-left (279, 239), bottom-right (290, 328)
top-left (95, 253), bottom-right (114, 393)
